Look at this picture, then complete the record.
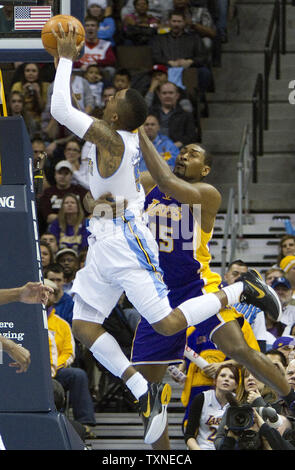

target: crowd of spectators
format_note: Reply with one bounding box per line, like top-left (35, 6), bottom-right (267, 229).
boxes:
top-left (1, 0), bottom-right (295, 449)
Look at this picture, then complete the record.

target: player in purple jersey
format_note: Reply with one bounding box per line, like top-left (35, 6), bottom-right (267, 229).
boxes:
top-left (89, 128), bottom-right (295, 449)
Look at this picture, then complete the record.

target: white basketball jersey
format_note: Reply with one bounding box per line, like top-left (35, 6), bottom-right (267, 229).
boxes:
top-left (197, 390), bottom-right (230, 450)
top-left (87, 130), bottom-right (145, 235)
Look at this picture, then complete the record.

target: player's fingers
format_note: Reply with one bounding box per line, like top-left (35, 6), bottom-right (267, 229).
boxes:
top-left (57, 22), bottom-right (66, 38)
top-left (77, 40), bottom-right (85, 55)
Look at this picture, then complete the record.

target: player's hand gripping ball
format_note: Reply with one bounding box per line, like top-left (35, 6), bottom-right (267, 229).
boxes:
top-left (41, 14), bottom-right (85, 57)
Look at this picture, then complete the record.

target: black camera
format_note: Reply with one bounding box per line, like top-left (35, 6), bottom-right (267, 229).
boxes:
top-left (226, 404), bottom-right (254, 432)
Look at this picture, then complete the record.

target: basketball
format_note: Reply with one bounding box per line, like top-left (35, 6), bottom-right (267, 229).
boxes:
top-left (41, 15), bottom-right (85, 57)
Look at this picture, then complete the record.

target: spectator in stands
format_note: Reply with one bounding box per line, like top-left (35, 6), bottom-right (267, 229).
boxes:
top-left (113, 68), bottom-right (132, 91)
top-left (272, 337), bottom-right (295, 365)
top-left (265, 267), bottom-right (285, 286)
top-left (150, 10), bottom-right (212, 113)
top-left (41, 74), bottom-right (93, 149)
top-left (8, 90), bottom-right (39, 140)
top-left (286, 359), bottom-right (295, 390)
top-left (45, 280), bottom-right (96, 429)
top-left (277, 235), bottom-right (295, 266)
top-left (266, 348), bottom-right (288, 374)
top-left (121, 0), bottom-right (173, 24)
top-left (87, 1), bottom-right (116, 46)
top-left (40, 232), bottom-right (59, 257)
top-left (40, 240), bottom-right (55, 269)
top-left (139, 113), bottom-right (179, 171)
top-left (184, 364), bottom-right (240, 450)
top-left (63, 139), bottom-right (90, 190)
top-left (74, 16), bottom-right (116, 78)
top-left (171, 0), bottom-right (216, 50)
top-left (83, 64), bottom-right (105, 110)
top-left (44, 263), bottom-right (74, 327)
top-left (222, 260), bottom-right (270, 352)
top-left (31, 137), bottom-right (50, 191)
top-left (280, 255), bottom-right (295, 301)
top-left (55, 248), bottom-right (80, 295)
top-left (48, 193), bottom-right (89, 254)
top-left (236, 366), bottom-right (278, 406)
top-left (149, 81), bottom-right (199, 147)
top-left (0, 5), bottom-right (14, 32)
top-left (181, 322), bottom-right (260, 430)
top-left (122, 0), bottom-right (160, 45)
top-left (11, 63), bottom-right (50, 128)
top-left (131, 63), bottom-right (194, 113)
top-left (271, 277), bottom-right (295, 331)
top-left (38, 160), bottom-right (88, 228)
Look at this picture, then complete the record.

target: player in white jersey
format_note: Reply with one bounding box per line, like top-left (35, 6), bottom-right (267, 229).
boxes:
top-left (50, 24), bottom-right (288, 444)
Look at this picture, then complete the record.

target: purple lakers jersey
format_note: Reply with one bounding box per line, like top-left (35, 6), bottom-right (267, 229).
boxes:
top-left (144, 185), bottom-right (221, 306)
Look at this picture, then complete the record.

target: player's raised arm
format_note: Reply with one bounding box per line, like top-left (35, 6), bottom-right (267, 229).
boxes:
top-left (138, 126), bottom-right (221, 212)
top-left (50, 23), bottom-right (122, 153)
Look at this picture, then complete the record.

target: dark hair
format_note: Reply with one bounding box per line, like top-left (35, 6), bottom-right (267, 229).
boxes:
top-left (227, 259), bottom-right (248, 270)
top-left (134, 0), bottom-right (148, 6)
top-left (115, 68), bottom-right (132, 80)
top-left (265, 348), bottom-right (288, 368)
top-left (84, 14), bottom-right (99, 25)
top-left (44, 262), bottom-right (65, 277)
top-left (118, 88), bottom-right (148, 131)
top-left (215, 363), bottom-right (240, 386)
top-left (169, 9), bottom-right (186, 20)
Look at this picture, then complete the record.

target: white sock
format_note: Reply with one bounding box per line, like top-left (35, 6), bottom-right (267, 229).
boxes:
top-left (222, 281), bottom-right (243, 305)
top-left (90, 332), bottom-right (131, 378)
top-left (126, 372), bottom-right (148, 400)
top-left (178, 293), bottom-right (222, 327)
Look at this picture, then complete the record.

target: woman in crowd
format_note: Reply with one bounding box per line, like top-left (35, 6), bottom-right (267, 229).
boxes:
top-left (63, 139), bottom-right (89, 190)
top-left (184, 364), bottom-right (240, 450)
top-left (40, 240), bottom-right (55, 269)
top-left (49, 193), bottom-right (89, 254)
top-left (11, 63), bottom-right (50, 128)
top-left (277, 234), bottom-right (295, 266)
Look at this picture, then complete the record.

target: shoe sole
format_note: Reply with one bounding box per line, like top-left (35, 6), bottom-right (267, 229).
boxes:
top-left (265, 284), bottom-right (282, 321)
top-left (144, 384), bottom-right (172, 445)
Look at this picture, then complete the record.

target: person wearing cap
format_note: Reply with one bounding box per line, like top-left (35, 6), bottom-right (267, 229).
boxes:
top-left (86, 1), bottom-right (116, 46)
top-left (55, 248), bottom-right (79, 295)
top-left (150, 9), bottom-right (212, 115)
top-left (39, 160), bottom-right (88, 227)
top-left (280, 255), bottom-right (295, 303)
top-left (271, 277), bottom-right (295, 331)
top-left (272, 336), bottom-right (295, 364)
top-left (144, 63), bottom-right (193, 113)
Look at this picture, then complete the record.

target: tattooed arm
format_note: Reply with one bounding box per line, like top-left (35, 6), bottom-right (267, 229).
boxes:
top-left (83, 119), bottom-right (125, 178)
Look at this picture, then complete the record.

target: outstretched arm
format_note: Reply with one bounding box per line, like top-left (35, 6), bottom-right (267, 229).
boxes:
top-left (50, 23), bottom-right (123, 162)
top-left (0, 282), bottom-right (53, 306)
top-left (138, 126), bottom-right (221, 211)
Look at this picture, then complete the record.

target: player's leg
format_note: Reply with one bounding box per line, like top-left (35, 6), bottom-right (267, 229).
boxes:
top-left (151, 269), bottom-right (282, 336)
top-left (135, 363), bottom-right (171, 450)
top-left (212, 319), bottom-right (291, 397)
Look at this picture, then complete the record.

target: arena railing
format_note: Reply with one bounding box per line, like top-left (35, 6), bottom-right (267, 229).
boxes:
top-left (264, 0), bottom-right (281, 130)
top-left (252, 73), bottom-right (264, 183)
top-left (221, 124), bottom-right (252, 276)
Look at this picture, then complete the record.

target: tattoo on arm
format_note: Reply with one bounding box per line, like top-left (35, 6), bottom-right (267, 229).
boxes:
top-left (84, 118), bottom-right (125, 177)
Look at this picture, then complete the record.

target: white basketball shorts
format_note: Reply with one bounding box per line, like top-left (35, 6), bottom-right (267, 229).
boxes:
top-left (72, 216), bottom-right (171, 325)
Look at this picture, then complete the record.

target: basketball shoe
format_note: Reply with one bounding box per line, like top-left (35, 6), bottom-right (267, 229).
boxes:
top-left (239, 269), bottom-right (282, 321)
top-left (138, 382), bottom-right (172, 445)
